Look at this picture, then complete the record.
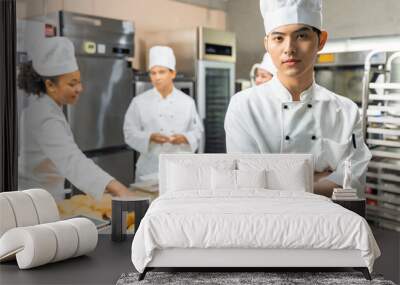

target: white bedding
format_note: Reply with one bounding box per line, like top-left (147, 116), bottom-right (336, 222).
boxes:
top-left (131, 190), bottom-right (380, 273)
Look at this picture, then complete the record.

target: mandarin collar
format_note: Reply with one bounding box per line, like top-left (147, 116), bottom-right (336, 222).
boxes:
top-left (154, 87), bottom-right (176, 101)
top-left (270, 75), bottom-right (316, 102)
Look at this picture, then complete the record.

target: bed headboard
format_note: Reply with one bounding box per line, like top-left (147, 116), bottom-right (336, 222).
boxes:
top-left (159, 153), bottom-right (314, 195)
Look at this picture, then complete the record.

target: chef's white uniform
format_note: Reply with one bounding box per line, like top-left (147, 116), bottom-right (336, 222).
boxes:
top-left (123, 87), bottom-right (203, 181)
top-left (225, 76), bottom-right (371, 193)
top-left (18, 95), bottom-right (113, 201)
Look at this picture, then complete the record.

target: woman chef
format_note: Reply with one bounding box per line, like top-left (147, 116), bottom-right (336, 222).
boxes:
top-left (251, 52), bottom-right (277, 86)
top-left (123, 46), bottom-right (203, 182)
top-left (18, 37), bottom-right (132, 201)
top-left (224, 0), bottom-right (372, 197)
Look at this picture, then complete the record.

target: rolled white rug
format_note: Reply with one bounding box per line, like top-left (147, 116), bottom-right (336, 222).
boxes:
top-left (0, 189), bottom-right (60, 238)
top-left (42, 220), bottom-right (79, 263)
top-left (64, 218), bottom-right (98, 257)
top-left (0, 191), bottom-right (39, 228)
top-left (0, 226), bottom-right (57, 268)
top-left (0, 218), bottom-right (98, 269)
top-left (23, 189), bottom-right (59, 224)
top-left (0, 196), bottom-right (17, 237)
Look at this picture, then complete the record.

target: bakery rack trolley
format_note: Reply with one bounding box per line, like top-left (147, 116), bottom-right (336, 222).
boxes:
top-left (362, 49), bottom-right (400, 232)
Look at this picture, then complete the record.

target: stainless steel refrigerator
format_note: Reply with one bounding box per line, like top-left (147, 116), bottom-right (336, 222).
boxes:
top-left (197, 61), bottom-right (235, 153)
top-left (41, 11), bottom-right (135, 187)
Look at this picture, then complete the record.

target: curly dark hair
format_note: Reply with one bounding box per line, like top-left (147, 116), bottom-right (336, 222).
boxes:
top-left (17, 61), bottom-right (58, 96)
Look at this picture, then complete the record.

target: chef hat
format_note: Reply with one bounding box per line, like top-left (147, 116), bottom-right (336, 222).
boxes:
top-left (259, 53), bottom-right (277, 75)
top-left (32, 37), bottom-right (78, 77)
top-left (148, 46), bottom-right (176, 71)
top-left (260, 0), bottom-right (322, 35)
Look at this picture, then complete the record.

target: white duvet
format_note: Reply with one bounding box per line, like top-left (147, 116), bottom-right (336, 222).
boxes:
top-left (131, 190), bottom-right (380, 273)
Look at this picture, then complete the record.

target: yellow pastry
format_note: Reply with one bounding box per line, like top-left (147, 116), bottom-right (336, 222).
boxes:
top-left (126, 212), bottom-right (136, 228)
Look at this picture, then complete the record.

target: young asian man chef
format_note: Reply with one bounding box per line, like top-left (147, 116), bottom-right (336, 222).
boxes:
top-left (224, 0), bottom-right (371, 197)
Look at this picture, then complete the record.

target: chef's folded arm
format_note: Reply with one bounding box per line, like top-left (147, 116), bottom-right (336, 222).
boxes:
top-left (324, 114), bottom-right (372, 193)
top-left (123, 100), bottom-right (152, 153)
top-left (224, 94), bottom-right (371, 196)
top-left (36, 116), bottom-right (113, 201)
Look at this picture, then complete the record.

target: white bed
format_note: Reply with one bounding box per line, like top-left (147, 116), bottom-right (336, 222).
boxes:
top-left (131, 154), bottom-right (380, 280)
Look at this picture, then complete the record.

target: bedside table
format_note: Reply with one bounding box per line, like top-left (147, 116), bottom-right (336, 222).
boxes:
top-left (332, 198), bottom-right (366, 218)
top-left (111, 196), bottom-right (151, 242)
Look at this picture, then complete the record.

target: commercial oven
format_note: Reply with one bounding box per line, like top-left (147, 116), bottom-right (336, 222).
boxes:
top-left (315, 50), bottom-right (386, 106)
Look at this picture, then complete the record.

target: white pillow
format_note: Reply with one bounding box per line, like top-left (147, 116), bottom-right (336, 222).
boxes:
top-left (211, 169), bottom-right (268, 191)
top-left (166, 159), bottom-right (236, 192)
top-left (211, 168), bottom-right (236, 190)
top-left (236, 169), bottom-right (267, 189)
top-left (238, 159), bottom-right (311, 192)
top-left (167, 162), bottom-right (210, 191)
top-left (266, 163), bottom-right (308, 191)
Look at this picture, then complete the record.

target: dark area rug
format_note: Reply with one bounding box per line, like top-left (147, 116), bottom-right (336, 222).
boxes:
top-left (116, 271), bottom-right (396, 285)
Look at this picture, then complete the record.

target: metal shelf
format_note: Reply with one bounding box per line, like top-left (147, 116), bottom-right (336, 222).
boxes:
top-left (364, 49), bottom-right (400, 231)
top-left (369, 94), bottom-right (400, 101)
top-left (368, 160), bottom-right (400, 171)
top-left (366, 194), bottom-right (400, 206)
top-left (367, 204), bottom-right (400, 216)
top-left (367, 207), bottom-right (400, 222)
top-left (368, 116), bottom-right (400, 124)
top-left (367, 139), bottom-right (400, 148)
top-left (367, 172), bottom-right (400, 183)
top-left (366, 215), bottom-right (400, 232)
top-left (367, 127), bottom-right (400, 136)
top-left (369, 82), bottom-right (400, 89)
top-left (367, 105), bottom-right (400, 113)
top-left (370, 150), bottom-right (400, 160)
top-left (366, 183), bottom-right (400, 195)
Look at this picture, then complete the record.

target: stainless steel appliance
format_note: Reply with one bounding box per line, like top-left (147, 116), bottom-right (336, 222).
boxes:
top-left (315, 50), bottom-right (386, 106)
top-left (39, 11), bottom-right (135, 186)
top-left (197, 60), bottom-right (235, 153)
top-left (145, 27), bottom-right (236, 153)
top-left (315, 35), bottom-right (400, 106)
top-left (197, 27), bottom-right (236, 153)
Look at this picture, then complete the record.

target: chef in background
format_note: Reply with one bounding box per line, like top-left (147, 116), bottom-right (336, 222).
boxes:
top-left (250, 52), bottom-right (277, 86)
top-left (123, 46), bottom-right (203, 182)
top-left (18, 37), bottom-right (133, 201)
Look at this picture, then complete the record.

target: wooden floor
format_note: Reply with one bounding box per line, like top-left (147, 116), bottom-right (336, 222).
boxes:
top-left (0, 227), bottom-right (399, 285)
